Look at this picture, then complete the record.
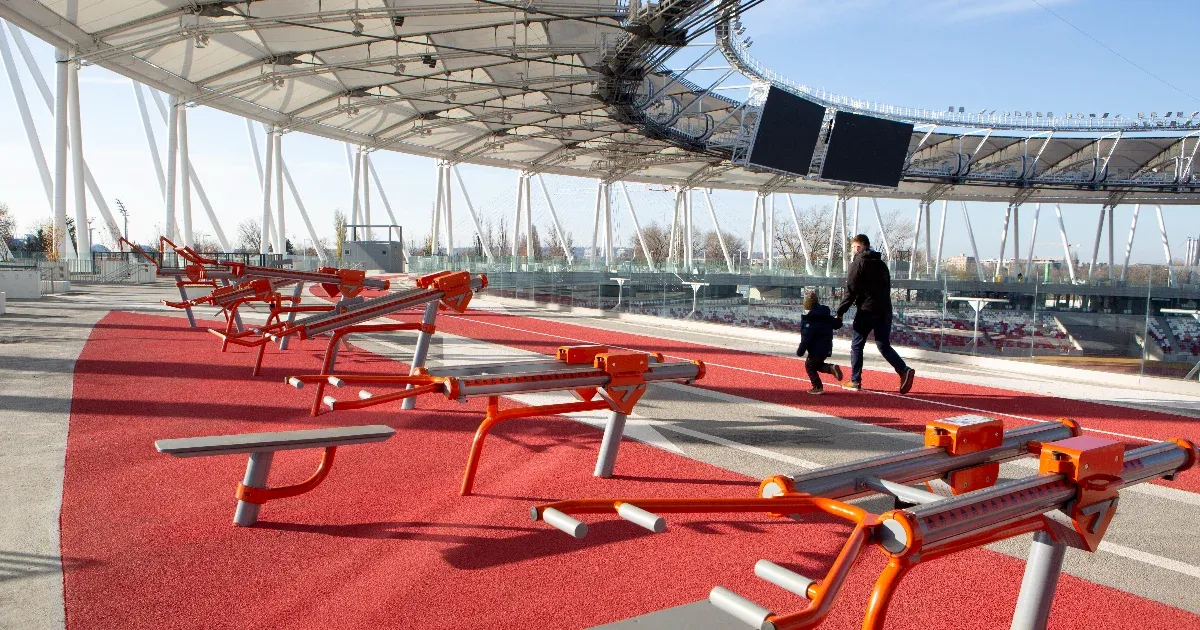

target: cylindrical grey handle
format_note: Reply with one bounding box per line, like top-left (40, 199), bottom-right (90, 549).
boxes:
top-left (708, 587), bottom-right (775, 630)
top-left (754, 560), bottom-right (814, 599)
top-left (617, 503), bottom-right (666, 533)
top-left (328, 376), bottom-right (344, 387)
top-left (287, 377), bottom-right (304, 389)
top-left (542, 508), bottom-right (588, 539)
top-left (358, 391), bottom-right (373, 400)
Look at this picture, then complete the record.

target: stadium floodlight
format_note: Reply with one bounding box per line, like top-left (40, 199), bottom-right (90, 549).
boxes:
top-left (1102, 113), bottom-right (1109, 118)
top-left (1138, 112), bottom-right (1145, 119)
top-left (948, 106), bottom-right (955, 113)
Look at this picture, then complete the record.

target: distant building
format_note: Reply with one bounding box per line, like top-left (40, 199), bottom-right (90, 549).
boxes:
top-left (942, 254), bottom-right (977, 272)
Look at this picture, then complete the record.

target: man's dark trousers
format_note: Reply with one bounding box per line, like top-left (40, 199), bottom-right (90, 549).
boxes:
top-left (849, 310), bottom-right (909, 384)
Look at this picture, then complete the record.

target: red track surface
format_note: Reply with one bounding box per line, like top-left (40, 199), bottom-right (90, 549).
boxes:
top-left (59, 310), bottom-right (1200, 629)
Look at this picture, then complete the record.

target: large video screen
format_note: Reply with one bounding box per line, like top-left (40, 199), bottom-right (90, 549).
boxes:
top-left (746, 86), bottom-right (826, 176)
top-left (819, 111), bottom-right (914, 187)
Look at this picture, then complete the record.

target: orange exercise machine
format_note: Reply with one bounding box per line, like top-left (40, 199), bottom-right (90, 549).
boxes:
top-left (529, 415), bottom-right (1197, 630)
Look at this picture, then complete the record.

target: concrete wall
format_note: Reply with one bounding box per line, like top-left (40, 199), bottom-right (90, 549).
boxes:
top-left (0, 270), bottom-right (41, 299)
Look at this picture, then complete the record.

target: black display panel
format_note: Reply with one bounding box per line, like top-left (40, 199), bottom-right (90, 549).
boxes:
top-left (746, 86), bottom-right (825, 176)
top-left (820, 111), bottom-right (914, 187)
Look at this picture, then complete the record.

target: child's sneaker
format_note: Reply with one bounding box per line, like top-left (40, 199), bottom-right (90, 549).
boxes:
top-left (807, 388), bottom-right (824, 395)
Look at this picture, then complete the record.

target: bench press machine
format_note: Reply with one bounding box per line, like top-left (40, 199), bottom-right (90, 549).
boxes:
top-left (529, 415), bottom-right (1197, 630)
top-left (286, 344), bottom-right (706, 495)
top-left (215, 271), bottom-right (486, 380)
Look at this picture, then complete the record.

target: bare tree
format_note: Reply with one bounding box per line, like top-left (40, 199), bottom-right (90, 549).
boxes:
top-left (192, 232), bottom-right (221, 253)
top-left (631, 221), bottom-right (671, 265)
top-left (546, 224), bottom-right (574, 259)
top-left (334, 210), bottom-right (347, 263)
top-left (236, 219), bottom-right (262, 253)
top-left (0, 202), bottom-right (15, 251)
top-left (702, 230), bottom-right (745, 266)
top-left (519, 225), bottom-right (543, 259)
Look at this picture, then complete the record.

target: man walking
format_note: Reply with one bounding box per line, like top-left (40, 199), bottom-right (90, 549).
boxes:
top-left (835, 234), bottom-right (916, 394)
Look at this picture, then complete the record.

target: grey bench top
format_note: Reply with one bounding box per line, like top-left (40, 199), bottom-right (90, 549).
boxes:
top-left (155, 425), bottom-right (396, 458)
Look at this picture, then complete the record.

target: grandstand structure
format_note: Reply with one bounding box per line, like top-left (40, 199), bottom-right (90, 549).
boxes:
top-left (3, 0), bottom-right (1200, 282)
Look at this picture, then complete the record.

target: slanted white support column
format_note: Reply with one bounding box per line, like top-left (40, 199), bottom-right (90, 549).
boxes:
top-left (604, 182), bottom-right (614, 265)
top-left (525, 173), bottom-right (534, 261)
top-left (274, 131), bottom-right (285, 252)
top-left (454, 166), bottom-right (491, 262)
top-left (825, 197), bottom-right (839, 276)
top-left (685, 189), bottom-right (694, 268)
top-left (1012, 205), bottom-right (1020, 277)
top-left (343, 143), bottom-right (357, 236)
top-left (0, 23), bottom-right (53, 208)
top-left (511, 171), bottom-right (525, 258)
top-left (933, 200), bottom-right (948, 279)
top-left (760, 193), bottom-right (769, 270)
top-left (870, 198), bottom-right (893, 263)
top-left (840, 197), bottom-right (849, 271)
top-left (852, 198), bottom-right (860, 237)
top-left (784, 194), bottom-right (815, 275)
top-left (669, 189), bottom-right (682, 265)
top-left (177, 102), bottom-right (192, 248)
top-left (1025, 203), bottom-right (1042, 279)
top-left (367, 156), bottom-right (399, 226)
top-left (766, 194), bottom-right (774, 270)
top-left (924, 199), bottom-right (933, 274)
top-left (280, 162), bottom-right (327, 263)
top-left (164, 95), bottom-right (180, 244)
top-left (52, 48), bottom-right (70, 257)
top-left (259, 126), bottom-right (274, 255)
top-left (1121, 204), bottom-right (1141, 281)
top-left (1156, 205), bottom-right (1175, 286)
top-left (591, 179), bottom-right (603, 263)
top-left (701, 188), bottom-right (733, 273)
top-left (540, 174), bottom-right (572, 265)
top-left (67, 51), bottom-right (90, 258)
top-left (997, 204), bottom-right (1013, 280)
top-left (361, 152), bottom-right (373, 242)
top-left (1054, 204), bottom-right (1077, 283)
top-left (133, 83), bottom-right (166, 199)
top-left (909, 202), bottom-right (924, 279)
top-left (1108, 202), bottom-right (1116, 281)
top-left (350, 148), bottom-right (363, 229)
top-left (1088, 205), bottom-right (1106, 282)
top-left (960, 201), bottom-right (985, 281)
top-left (745, 194), bottom-right (758, 267)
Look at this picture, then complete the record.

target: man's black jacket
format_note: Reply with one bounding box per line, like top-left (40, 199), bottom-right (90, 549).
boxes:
top-left (836, 249), bottom-right (893, 318)
top-left (796, 304), bottom-right (842, 358)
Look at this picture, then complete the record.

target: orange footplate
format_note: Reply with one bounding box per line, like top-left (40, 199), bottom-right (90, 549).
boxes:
top-left (557, 345), bottom-right (608, 365)
top-left (925, 415), bottom-right (1004, 494)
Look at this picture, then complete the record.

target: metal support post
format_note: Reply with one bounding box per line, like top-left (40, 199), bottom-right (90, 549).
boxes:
top-left (66, 51), bottom-right (90, 258)
top-left (1121, 204), bottom-right (1141, 281)
top-left (175, 275), bottom-right (197, 328)
top-left (177, 102), bottom-right (192, 248)
top-left (274, 132), bottom-right (285, 252)
top-left (784, 195), bottom-right (815, 275)
top-left (604, 182), bottom-right (614, 265)
top-left (997, 204), bottom-right (1012, 281)
top-left (1088, 205), bottom-right (1106, 282)
top-left (620, 182), bottom-right (655, 271)
top-left (0, 22), bottom-right (52, 208)
top-left (960, 202), bottom-right (985, 281)
top-left (924, 199), bottom-right (933, 274)
top-left (458, 166), bottom-right (494, 262)
top-left (350, 148), bottom-right (363, 228)
top-left (1108, 202), bottom-right (1116, 281)
top-left (840, 197), bottom-right (849, 271)
top-left (826, 197), bottom-right (839, 276)
top-left (401, 301), bottom-right (440, 411)
top-left (249, 119), bottom-right (277, 245)
top-left (909, 202), bottom-right (924, 279)
top-left (279, 282), bottom-right (305, 351)
top-left (745, 194), bottom-right (758, 268)
top-left (259, 126), bottom-right (274, 254)
top-left (525, 172), bottom-right (533, 261)
top-left (52, 48), bottom-right (70, 257)
top-left (1054, 204), bottom-right (1077, 283)
top-left (593, 411), bottom-right (629, 478)
top-left (592, 179), bottom-right (604, 264)
top-left (702, 188), bottom-right (734, 273)
top-left (146, 89), bottom-right (226, 248)
top-left (233, 452), bottom-right (274, 527)
top-left (669, 189), bottom-right (682, 265)
top-left (685, 189), bottom-right (694, 268)
top-left (1010, 530), bottom-right (1066, 630)
top-left (133, 82), bottom-right (166, 198)
top-left (852, 197), bottom-right (860, 237)
top-left (511, 171), bottom-right (524, 258)
top-left (871, 198), bottom-right (893, 263)
top-left (360, 152), bottom-right (371, 241)
top-left (1156, 205), bottom-right (1175, 286)
top-left (1012, 205), bottom-right (1020, 277)
top-left (766, 194), bottom-right (774, 270)
top-left (761, 193), bottom-right (769, 270)
top-left (538, 174), bottom-right (573, 265)
top-left (1025, 204), bottom-right (1041, 279)
top-left (367, 155), bottom-right (400, 228)
top-left (933, 200), bottom-right (948, 279)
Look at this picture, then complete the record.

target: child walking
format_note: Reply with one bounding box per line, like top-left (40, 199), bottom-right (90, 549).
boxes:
top-left (796, 292), bottom-right (845, 395)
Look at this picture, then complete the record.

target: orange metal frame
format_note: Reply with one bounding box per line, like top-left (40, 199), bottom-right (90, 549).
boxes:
top-left (235, 447), bottom-right (338, 504)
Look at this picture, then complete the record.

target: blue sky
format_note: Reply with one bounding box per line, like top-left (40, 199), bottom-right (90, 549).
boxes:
top-left (1, 0), bottom-right (1197, 263)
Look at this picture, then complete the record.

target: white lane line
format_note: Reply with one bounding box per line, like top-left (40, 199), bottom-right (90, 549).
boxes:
top-left (446, 314), bottom-right (1162, 443)
top-left (647, 421), bottom-right (822, 470)
top-left (1098, 541), bottom-right (1200, 579)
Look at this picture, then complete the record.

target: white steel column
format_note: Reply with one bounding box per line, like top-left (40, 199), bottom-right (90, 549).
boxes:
top-left (746, 194), bottom-right (759, 267)
top-left (825, 197), bottom-right (839, 276)
top-left (591, 179), bottom-right (603, 262)
top-left (766, 194), bottom-right (774, 270)
top-left (177, 102), bottom-right (192, 248)
top-left (1120, 204), bottom-right (1141, 281)
top-left (1012, 205), bottom-right (1020, 277)
top-left (852, 197), bottom-right (860, 237)
top-left (344, 143), bottom-right (357, 237)
top-left (924, 199), bottom-right (933, 273)
top-left (280, 162), bottom-right (327, 263)
top-left (870, 198), bottom-right (893, 263)
top-left (685, 189), bottom-right (694, 268)
top-left (164, 95), bottom-right (180, 243)
top-left (784, 195), bottom-right (815, 275)
top-left (539, 174), bottom-right (572, 265)
top-left (367, 157), bottom-right (399, 227)
top-left (52, 48), bottom-right (69, 257)
top-left (1025, 203), bottom-right (1041, 278)
top-left (133, 84), bottom-right (166, 200)
top-left (67, 51), bottom-right (90, 258)
top-left (360, 152), bottom-right (372, 241)
top-left (604, 182), bottom-right (614, 265)
top-left (456, 166), bottom-right (493, 262)
top-left (933, 199), bottom-right (948, 279)
top-left (512, 171), bottom-right (525, 258)
top-left (525, 173), bottom-right (534, 260)
top-left (702, 189), bottom-right (733, 273)
top-left (1108, 202), bottom-right (1116, 281)
top-left (274, 131), bottom-right (285, 252)
top-left (997, 204), bottom-right (1012, 280)
top-left (1088, 205), bottom-right (1106, 282)
top-left (1156, 205), bottom-right (1175, 285)
top-left (1054, 204), bottom-right (1077, 283)
top-left (909, 202), bottom-right (924, 279)
top-left (760, 193), bottom-right (769, 269)
top-left (0, 24), bottom-right (52, 208)
top-left (350, 148), bottom-right (363, 228)
top-left (840, 197), bottom-right (849, 271)
top-left (259, 126), bottom-right (274, 254)
top-left (960, 201), bottom-right (985, 281)
top-left (669, 189), bottom-right (682, 265)
top-left (620, 182), bottom-right (654, 270)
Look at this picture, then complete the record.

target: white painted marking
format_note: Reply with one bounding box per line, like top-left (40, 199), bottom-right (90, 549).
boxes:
top-left (1098, 541), bottom-right (1200, 579)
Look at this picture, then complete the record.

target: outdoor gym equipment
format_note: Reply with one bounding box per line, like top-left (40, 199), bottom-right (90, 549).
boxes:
top-left (286, 344), bottom-right (705, 495)
top-left (214, 270), bottom-right (486, 378)
top-left (529, 415), bottom-right (1197, 630)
